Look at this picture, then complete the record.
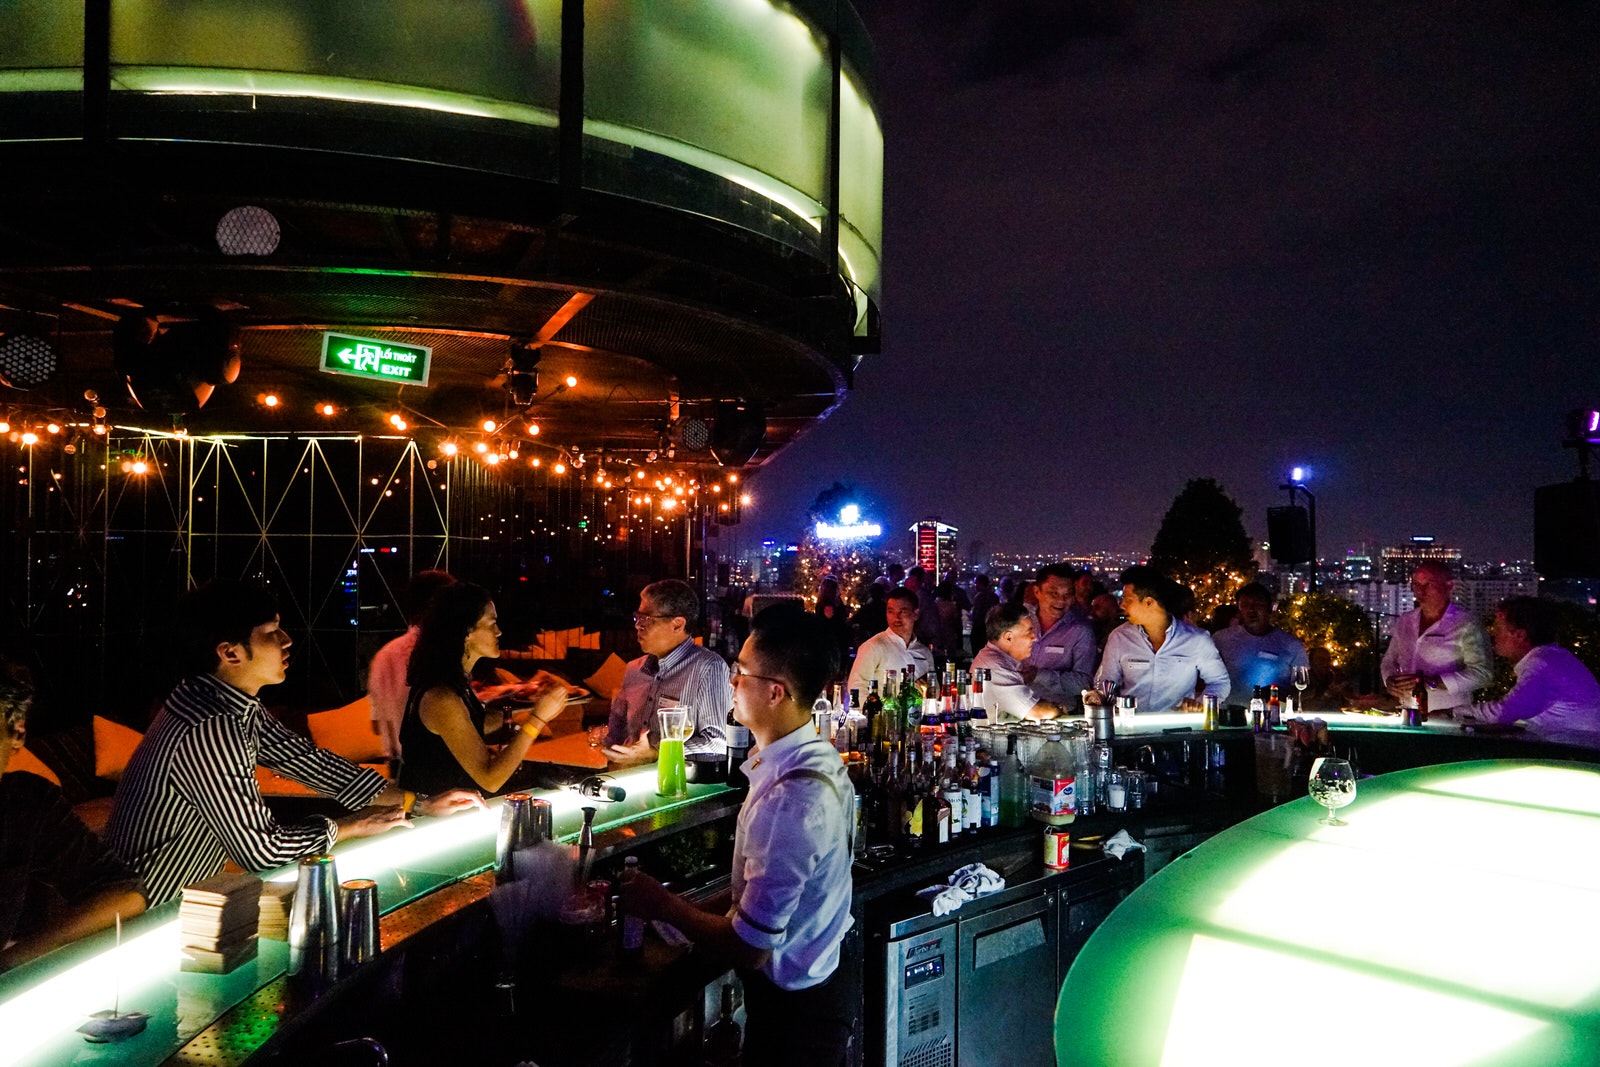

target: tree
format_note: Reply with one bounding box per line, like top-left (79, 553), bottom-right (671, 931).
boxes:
top-left (1279, 592), bottom-right (1377, 693)
top-left (792, 483), bottom-right (883, 607)
top-left (1149, 477), bottom-right (1257, 619)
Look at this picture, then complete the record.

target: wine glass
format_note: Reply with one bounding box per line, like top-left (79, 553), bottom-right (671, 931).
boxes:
top-left (1308, 757), bottom-right (1356, 826)
top-left (1292, 665), bottom-right (1310, 709)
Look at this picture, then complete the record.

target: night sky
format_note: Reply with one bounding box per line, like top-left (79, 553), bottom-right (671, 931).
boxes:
top-left (750, 1), bottom-right (1599, 564)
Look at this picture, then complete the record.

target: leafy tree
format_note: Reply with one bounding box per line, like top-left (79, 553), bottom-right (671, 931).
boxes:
top-left (793, 483), bottom-right (883, 606)
top-left (1149, 478), bottom-right (1257, 619)
top-left (1280, 592), bottom-right (1377, 693)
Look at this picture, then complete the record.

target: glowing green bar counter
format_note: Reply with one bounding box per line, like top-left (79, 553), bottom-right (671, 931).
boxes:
top-left (1055, 760), bottom-right (1600, 1066)
top-left (0, 767), bottom-right (733, 1067)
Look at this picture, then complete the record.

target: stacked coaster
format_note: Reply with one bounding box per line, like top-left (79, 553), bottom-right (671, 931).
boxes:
top-left (179, 872), bottom-right (263, 974)
top-left (258, 881), bottom-right (296, 941)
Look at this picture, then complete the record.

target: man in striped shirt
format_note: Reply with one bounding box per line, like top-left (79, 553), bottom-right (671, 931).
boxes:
top-left (106, 582), bottom-right (481, 905)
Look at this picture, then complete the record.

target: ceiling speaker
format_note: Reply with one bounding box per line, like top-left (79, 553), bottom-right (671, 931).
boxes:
top-left (709, 400), bottom-right (765, 467)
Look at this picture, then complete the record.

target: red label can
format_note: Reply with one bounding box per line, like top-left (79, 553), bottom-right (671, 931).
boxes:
top-left (1044, 826), bottom-right (1071, 869)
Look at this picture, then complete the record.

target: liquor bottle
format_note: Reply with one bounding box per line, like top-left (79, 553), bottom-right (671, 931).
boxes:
top-left (970, 671), bottom-right (987, 720)
top-left (940, 747), bottom-right (964, 837)
top-left (725, 710), bottom-right (752, 788)
top-left (834, 686), bottom-right (853, 755)
top-left (926, 749), bottom-right (952, 847)
top-left (703, 983), bottom-right (742, 1067)
top-left (1029, 733), bottom-right (1076, 825)
top-left (847, 753), bottom-right (868, 856)
top-left (900, 669), bottom-right (923, 734)
top-left (1267, 685), bottom-right (1282, 728)
top-left (905, 744), bottom-right (925, 847)
top-left (1249, 686), bottom-right (1267, 733)
top-left (999, 732), bottom-right (1028, 827)
top-left (864, 680), bottom-right (884, 744)
top-left (620, 856), bottom-right (645, 957)
top-left (963, 740), bottom-right (982, 831)
top-left (983, 755), bottom-right (1001, 828)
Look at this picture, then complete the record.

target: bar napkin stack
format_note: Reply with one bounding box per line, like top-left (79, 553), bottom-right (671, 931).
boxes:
top-left (178, 872), bottom-right (262, 974)
top-left (258, 881), bottom-right (296, 941)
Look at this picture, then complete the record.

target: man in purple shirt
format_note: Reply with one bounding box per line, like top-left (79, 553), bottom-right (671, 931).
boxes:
top-left (1456, 597), bottom-right (1600, 736)
top-left (1023, 563), bottom-right (1097, 710)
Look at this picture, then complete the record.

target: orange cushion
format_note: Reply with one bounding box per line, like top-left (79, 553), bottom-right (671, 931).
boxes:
top-left (9, 745), bottom-right (61, 786)
top-left (583, 653), bottom-right (629, 702)
top-left (306, 697), bottom-right (382, 763)
top-left (94, 716), bottom-right (145, 781)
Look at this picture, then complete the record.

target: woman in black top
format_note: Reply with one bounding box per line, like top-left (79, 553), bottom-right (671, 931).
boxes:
top-left (398, 583), bottom-right (567, 795)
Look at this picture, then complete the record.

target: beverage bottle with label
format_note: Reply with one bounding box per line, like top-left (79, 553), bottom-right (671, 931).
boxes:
top-left (1029, 732), bottom-right (1077, 825)
top-left (1249, 686), bottom-right (1267, 733)
top-left (725, 710), bottom-right (752, 788)
top-left (926, 754), bottom-right (952, 846)
top-left (963, 740), bottom-right (983, 831)
top-left (1267, 685), bottom-right (1282, 728)
top-left (940, 748), bottom-right (964, 837)
top-left (983, 755), bottom-right (1001, 827)
top-left (1000, 732), bottom-right (1028, 827)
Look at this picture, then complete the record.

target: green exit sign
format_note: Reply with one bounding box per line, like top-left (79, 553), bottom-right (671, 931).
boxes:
top-left (320, 332), bottom-right (431, 386)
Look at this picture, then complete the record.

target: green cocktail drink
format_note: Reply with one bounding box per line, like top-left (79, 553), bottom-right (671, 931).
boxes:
top-left (657, 737), bottom-right (687, 797)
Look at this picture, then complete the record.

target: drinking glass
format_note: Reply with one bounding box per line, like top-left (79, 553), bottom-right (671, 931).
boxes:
top-left (1292, 665), bottom-right (1310, 707)
top-left (656, 706), bottom-right (692, 798)
top-left (1308, 757), bottom-right (1356, 826)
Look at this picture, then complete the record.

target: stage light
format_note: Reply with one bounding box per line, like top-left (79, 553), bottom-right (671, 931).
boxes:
top-left (116, 311), bottom-right (240, 414)
top-left (0, 333), bottom-right (59, 390)
top-left (319, 403), bottom-right (336, 416)
top-left (678, 417), bottom-right (712, 452)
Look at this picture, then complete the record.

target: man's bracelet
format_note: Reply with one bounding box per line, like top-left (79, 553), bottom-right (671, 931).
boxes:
top-left (402, 791), bottom-right (430, 814)
top-left (521, 718), bottom-right (544, 739)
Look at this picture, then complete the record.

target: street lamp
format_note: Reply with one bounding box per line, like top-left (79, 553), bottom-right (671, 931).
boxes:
top-left (1281, 466), bottom-right (1317, 592)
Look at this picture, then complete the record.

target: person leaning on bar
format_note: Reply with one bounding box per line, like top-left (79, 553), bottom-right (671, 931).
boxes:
top-left (367, 568), bottom-right (455, 769)
top-left (1095, 566), bottom-right (1230, 711)
top-left (619, 609), bottom-right (857, 1067)
top-left (397, 581), bottom-right (569, 795)
top-left (1455, 596), bottom-right (1600, 735)
top-left (0, 654), bottom-right (147, 971)
top-left (603, 579), bottom-right (731, 768)
top-left (972, 603), bottom-right (1064, 722)
top-left (105, 581), bottom-right (484, 907)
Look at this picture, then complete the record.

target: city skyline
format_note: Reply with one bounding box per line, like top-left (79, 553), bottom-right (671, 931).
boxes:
top-left (744, 1), bottom-right (1597, 563)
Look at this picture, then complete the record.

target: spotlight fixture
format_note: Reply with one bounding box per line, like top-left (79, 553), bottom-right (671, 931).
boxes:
top-left (0, 332), bottom-right (59, 390)
top-left (215, 205), bottom-right (281, 256)
top-left (115, 311), bottom-right (241, 414)
top-left (505, 341), bottom-right (541, 408)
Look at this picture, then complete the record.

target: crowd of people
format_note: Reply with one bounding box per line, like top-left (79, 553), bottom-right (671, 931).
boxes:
top-left (3, 555), bottom-right (1598, 1065)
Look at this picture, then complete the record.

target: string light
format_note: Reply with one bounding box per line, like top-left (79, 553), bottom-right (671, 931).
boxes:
top-left (564, 375), bottom-right (578, 388)
top-left (474, 442), bottom-right (489, 454)
top-left (441, 441), bottom-right (459, 457)
top-left (262, 394), bottom-right (280, 408)
top-left (46, 423), bottom-right (60, 434)
top-left (21, 431), bottom-right (38, 445)
top-left (553, 462), bottom-right (566, 475)
top-left (482, 419), bottom-right (497, 433)
top-left (320, 403), bottom-right (336, 416)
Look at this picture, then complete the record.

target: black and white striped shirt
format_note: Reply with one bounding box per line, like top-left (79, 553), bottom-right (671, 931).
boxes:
top-left (105, 674), bottom-right (388, 905)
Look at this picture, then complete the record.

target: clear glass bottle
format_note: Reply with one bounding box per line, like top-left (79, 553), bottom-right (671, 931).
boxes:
top-left (703, 983), bottom-right (742, 1067)
top-left (1000, 732), bottom-right (1028, 827)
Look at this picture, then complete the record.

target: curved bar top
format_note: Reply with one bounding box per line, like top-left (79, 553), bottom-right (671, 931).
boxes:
top-left (0, 767), bottom-right (732, 1067)
top-left (1055, 759), bottom-right (1600, 1066)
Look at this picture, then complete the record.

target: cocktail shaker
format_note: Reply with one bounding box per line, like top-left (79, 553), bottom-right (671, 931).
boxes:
top-left (288, 854), bottom-right (340, 977)
top-left (340, 879), bottom-right (380, 967)
top-left (497, 794), bottom-right (550, 884)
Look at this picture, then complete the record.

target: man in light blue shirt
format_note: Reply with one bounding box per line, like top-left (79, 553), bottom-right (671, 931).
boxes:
top-left (1096, 566), bottom-right (1230, 711)
top-left (1024, 563), bottom-right (1098, 710)
top-left (604, 580), bottom-right (731, 765)
top-left (1211, 583), bottom-right (1310, 704)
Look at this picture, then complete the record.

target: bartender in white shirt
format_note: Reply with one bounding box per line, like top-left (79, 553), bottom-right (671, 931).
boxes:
top-left (1096, 566), bottom-right (1230, 711)
top-left (847, 588), bottom-right (934, 694)
top-left (1380, 562), bottom-right (1492, 716)
top-left (972, 603), bottom-right (1064, 722)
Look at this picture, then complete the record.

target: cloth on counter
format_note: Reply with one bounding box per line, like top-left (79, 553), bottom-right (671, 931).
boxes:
top-left (916, 862), bottom-right (1007, 915)
top-left (1103, 829), bottom-right (1146, 860)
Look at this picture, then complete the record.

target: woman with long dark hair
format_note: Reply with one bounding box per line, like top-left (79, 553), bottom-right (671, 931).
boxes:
top-left (398, 582), bottom-right (567, 795)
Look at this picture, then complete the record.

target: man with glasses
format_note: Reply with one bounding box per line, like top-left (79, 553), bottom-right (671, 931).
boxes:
top-left (603, 579), bottom-right (732, 767)
top-left (620, 609), bottom-right (856, 1066)
top-left (1380, 561), bottom-right (1492, 717)
top-left (846, 587), bottom-right (934, 695)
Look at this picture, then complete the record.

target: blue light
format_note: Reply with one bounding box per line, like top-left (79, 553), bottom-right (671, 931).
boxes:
top-left (1289, 466), bottom-right (1309, 484)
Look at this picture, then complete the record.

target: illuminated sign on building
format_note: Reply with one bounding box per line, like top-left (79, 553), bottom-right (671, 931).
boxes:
top-left (320, 332), bottom-right (432, 386)
top-left (911, 519), bottom-right (959, 575)
top-left (816, 504), bottom-right (882, 540)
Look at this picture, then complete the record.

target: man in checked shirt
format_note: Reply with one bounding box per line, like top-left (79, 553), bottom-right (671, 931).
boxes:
top-left (106, 581), bottom-right (481, 905)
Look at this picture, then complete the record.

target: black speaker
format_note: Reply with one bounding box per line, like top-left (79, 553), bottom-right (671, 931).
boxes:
top-left (1535, 480), bottom-right (1600, 579)
top-left (115, 311), bottom-right (241, 414)
top-left (709, 400), bottom-right (765, 467)
top-left (1267, 506), bottom-right (1312, 565)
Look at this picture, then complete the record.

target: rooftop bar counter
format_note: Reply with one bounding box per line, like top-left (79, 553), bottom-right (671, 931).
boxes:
top-left (1057, 760), bottom-right (1600, 1067)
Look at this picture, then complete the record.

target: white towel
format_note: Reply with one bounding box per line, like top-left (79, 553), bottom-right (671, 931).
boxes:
top-left (917, 862), bottom-right (1008, 916)
top-left (1103, 829), bottom-right (1146, 860)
